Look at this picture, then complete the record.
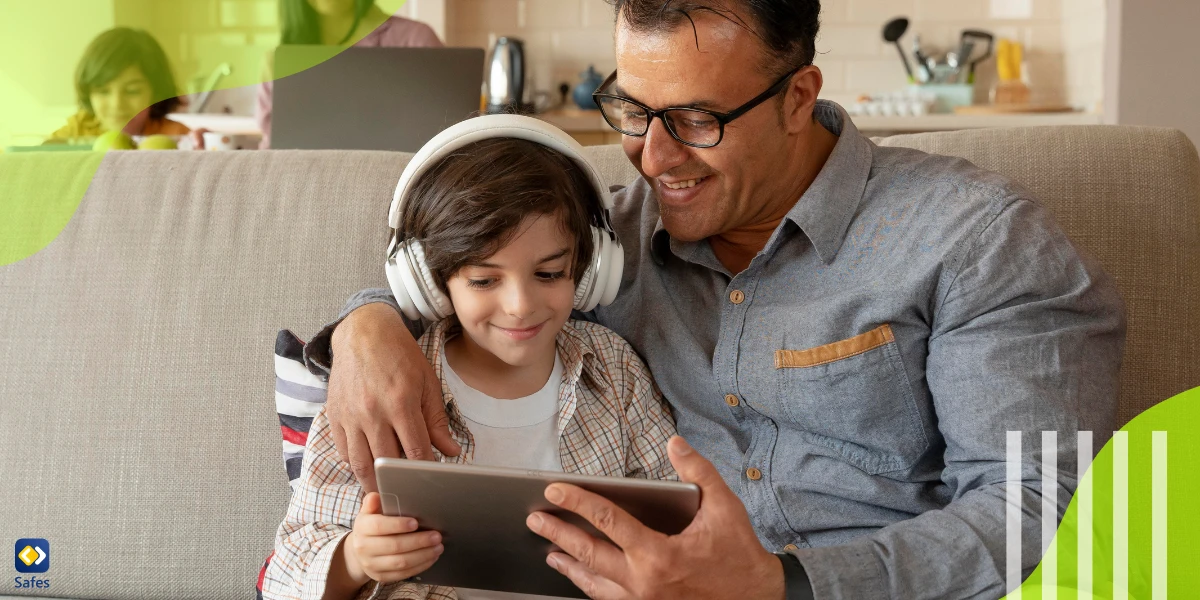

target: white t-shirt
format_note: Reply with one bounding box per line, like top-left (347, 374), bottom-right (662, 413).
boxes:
top-left (440, 345), bottom-right (564, 472)
top-left (440, 345), bottom-right (569, 600)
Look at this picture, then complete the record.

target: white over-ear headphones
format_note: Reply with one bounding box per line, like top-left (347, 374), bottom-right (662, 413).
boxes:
top-left (385, 114), bottom-right (624, 322)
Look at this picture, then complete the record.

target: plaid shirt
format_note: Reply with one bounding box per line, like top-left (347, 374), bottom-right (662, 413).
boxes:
top-left (261, 319), bottom-right (678, 600)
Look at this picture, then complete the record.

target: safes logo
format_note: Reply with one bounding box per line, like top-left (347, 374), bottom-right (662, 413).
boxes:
top-left (13, 539), bottom-right (51, 591)
top-left (14, 539), bottom-right (48, 574)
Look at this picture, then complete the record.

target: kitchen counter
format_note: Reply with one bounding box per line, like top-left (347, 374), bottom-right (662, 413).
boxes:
top-left (851, 112), bottom-right (1104, 133)
top-left (166, 113), bottom-right (261, 135)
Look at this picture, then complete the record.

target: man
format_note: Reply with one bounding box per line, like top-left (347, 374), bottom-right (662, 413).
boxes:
top-left (302, 1), bottom-right (1125, 597)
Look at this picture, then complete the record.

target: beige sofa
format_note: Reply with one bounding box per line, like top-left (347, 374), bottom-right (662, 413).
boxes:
top-left (1, 126), bottom-right (1197, 599)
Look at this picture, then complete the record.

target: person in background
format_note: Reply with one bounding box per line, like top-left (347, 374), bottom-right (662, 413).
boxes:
top-left (48, 27), bottom-right (189, 142)
top-left (255, 0), bottom-right (443, 148)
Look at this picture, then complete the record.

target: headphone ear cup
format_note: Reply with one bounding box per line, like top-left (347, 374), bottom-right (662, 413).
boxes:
top-left (385, 246), bottom-right (424, 322)
top-left (599, 238), bottom-right (624, 307)
top-left (573, 227), bottom-right (603, 311)
top-left (405, 241), bottom-right (455, 320)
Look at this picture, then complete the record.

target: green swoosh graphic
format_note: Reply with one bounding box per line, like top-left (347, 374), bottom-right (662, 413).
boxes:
top-left (1007, 385), bottom-right (1199, 598)
top-left (0, 0), bottom-right (407, 266)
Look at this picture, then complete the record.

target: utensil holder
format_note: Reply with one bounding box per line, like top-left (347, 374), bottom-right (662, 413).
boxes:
top-left (908, 83), bottom-right (974, 113)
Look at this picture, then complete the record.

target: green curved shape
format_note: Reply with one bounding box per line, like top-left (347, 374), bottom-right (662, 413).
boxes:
top-left (0, 151), bottom-right (105, 266)
top-left (1007, 385), bottom-right (1200, 598)
top-left (1, 0), bottom-right (409, 265)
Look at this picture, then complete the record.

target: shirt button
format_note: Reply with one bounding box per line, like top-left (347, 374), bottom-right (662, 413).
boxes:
top-left (746, 467), bottom-right (762, 480)
top-left (783, 544), bottom-right (799, 552)
top-left (729, 289), bottom-right (745, 304)
top-left (724, 394), bottom-right (740, 407)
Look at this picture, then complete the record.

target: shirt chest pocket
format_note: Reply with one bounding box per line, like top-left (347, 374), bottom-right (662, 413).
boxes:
top-left (774, 324), bottom-right (928, 475)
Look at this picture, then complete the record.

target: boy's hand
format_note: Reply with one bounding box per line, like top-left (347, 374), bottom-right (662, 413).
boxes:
top-left (345, 492), bottom-right (445, 585)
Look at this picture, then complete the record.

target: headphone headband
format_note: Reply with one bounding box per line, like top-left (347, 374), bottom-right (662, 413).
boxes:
top-left (385, 115), bottom-right (624, 321)
top-left (389, 115), bottom-right (614, 231)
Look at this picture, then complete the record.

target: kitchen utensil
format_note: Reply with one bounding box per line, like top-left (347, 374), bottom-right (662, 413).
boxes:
top-left (912, 34), bottom-right (931, 83)
top-left (960, 29), bottom-right (994, 84)
top-left (945, 39), bottom-right (975, 83)
top-left (486, 36), bottom-right (532, 114)
top-left (882, 18), bottom-right (914, 81)
top-left (945, 52), bottom-right (962, 84)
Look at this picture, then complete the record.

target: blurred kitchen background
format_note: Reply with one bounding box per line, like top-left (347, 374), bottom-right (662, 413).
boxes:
top-left (3, 0), bottom-right (1197, 145)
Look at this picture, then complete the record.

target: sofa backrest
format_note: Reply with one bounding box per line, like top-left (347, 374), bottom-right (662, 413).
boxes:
top-left (0, 125), bottom-right (1196, 598)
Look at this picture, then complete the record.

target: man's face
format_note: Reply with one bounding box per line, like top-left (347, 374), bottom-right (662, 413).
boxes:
top-left (613, 12), bottom-right (809, 242)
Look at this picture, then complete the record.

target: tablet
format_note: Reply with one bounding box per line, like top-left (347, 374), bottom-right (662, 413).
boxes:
top-left (374, 458), bottom-right (701, 598)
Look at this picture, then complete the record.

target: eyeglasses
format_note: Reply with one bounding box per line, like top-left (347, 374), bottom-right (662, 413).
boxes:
top-left (591, 66), bottom-right (805, 148)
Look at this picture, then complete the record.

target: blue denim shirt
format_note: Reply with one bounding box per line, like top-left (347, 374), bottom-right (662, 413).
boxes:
top-left (316, 101), bottom-right (1125, 599)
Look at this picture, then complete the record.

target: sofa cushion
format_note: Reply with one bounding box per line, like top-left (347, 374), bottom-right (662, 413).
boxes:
top-left (274, 330), bottom-right (327, 490)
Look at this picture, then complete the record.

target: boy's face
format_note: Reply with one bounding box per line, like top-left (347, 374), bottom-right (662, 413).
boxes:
top-left (445, 213), bottom-right (577, 369)
top-left (89, 65), bottom-right (153, 134)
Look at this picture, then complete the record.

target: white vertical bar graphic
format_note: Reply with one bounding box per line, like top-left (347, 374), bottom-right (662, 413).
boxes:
top-left (1078, 431), bottom-right (1094, 600)
top-left (1042, 430), bottom-right (1058, 599)
top-left (1153, 431), bottom-right (1167, 600)
top-left (1007, 430), bottom-right (1024, 597)
top-left (1113, 431), bottom-right (1129, 599)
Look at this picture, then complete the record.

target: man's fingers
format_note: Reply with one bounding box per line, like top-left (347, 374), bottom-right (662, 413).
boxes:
top-left (423, 376), bottom-right (461, 457)
top-left (345, 429), bottom-right (379, 493)
top-left (546, 552), bottom-right (632, 600)
top-left (392, 373), bottom-right (437, 461)
top-left (543, 483), bottom-right (660, 551)
top-left (526, 511), bottom-right (628, 578)
top-left (365, 419), bottom-right (403, 464)
top-left (330, 422), bottom-right (351, 466)
top-left (393, 412), bottom-right (435, 462)
top-left (667, 436), bottom-right (735, 506)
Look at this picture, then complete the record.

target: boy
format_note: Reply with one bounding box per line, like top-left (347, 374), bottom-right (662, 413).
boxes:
top-left (262, 117), bottom-right (677, 600)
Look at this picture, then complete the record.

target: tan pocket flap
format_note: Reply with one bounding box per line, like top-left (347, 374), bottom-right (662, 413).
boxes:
top-left (775, 324), bottom-right (895, 369)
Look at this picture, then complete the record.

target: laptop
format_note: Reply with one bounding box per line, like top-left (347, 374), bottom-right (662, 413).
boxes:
top-left (271, 46), bottom-right (484, 152)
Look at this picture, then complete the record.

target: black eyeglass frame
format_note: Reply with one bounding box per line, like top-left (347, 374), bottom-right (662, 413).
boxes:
top-left (591, 65), bottom-right (807, 148)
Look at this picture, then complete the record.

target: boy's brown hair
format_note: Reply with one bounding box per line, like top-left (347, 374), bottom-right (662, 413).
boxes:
top-left (400, 138), bottom-right (601, 293)
top-left (75, 27), bottom-right (181, 119)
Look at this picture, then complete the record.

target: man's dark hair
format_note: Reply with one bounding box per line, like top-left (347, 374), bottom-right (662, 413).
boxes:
top-left (607, 0), bottom-right (821, 78)
top-left (400, 138), bottom-right (599, 294)
top-left (75, 27), bottom-right (181, 119)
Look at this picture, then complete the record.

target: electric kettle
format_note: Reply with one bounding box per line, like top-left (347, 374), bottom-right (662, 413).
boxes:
top-left (485, 37), bottom-right (533, 114)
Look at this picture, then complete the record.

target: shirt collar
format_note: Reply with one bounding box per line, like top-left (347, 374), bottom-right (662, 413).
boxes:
top-left (649, 100), bottom-right (873, 266)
